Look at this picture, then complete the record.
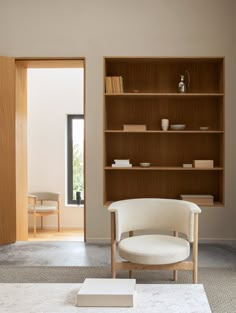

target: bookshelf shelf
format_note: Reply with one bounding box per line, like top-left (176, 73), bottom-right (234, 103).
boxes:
top-left (103, 57), bottom-right (224, 205)
top-left (105, 130), bottom-right (224, 134)
top-left (105, 92), bottom-right (224, 97)
top-left (104, 166), bottom-right (224, 171)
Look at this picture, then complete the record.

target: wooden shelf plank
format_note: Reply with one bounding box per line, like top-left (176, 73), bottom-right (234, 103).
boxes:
top-left (104, 166), bottom-right (223, 171)
top-left (105, 130), bottom-right (224, 134)
top-left (105, 92), bottom-right (224, 97)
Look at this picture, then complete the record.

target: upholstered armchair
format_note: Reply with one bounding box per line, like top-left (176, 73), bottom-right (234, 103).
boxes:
top-left (28, 192), bottom-right (60, 237)
top-left (108, 198), bottom-right (201, 283)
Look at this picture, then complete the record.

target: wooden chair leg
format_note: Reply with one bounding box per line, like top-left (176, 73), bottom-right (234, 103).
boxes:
top-left (193, 214), bottom-right (199, 284)
top-left (41, 216), bottom-right (43, 230)
top-left (128, 231), bottom-right (134, 279)
top-left (173, 231), bottom-right (178, 281)
top-left (111, 213), bottom-right (116, 278)
top-left (58, 212), bottom-right (60, 232)
top-left (34, 214), bottom-right (37, 237)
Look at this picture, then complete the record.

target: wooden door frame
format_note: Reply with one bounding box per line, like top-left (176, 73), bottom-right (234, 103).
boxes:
top-left (15, 58), bottom-right (86, 241)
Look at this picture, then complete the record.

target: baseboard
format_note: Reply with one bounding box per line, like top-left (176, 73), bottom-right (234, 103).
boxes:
top-left (85, 238), bottom-right (110, 244)
top-left (199, 238), bottom-right (236, 244)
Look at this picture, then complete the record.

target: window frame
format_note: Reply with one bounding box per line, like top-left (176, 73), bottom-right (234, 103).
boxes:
top-left (67, 114), bottom-right (84, 205)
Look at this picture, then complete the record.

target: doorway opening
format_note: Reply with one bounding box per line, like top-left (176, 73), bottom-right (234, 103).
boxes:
top-left (16, 59), bottom-right (86, 242)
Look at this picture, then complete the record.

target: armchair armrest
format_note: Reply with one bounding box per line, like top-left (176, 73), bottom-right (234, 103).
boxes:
top-left (28, 195), bottom-right (37, 205)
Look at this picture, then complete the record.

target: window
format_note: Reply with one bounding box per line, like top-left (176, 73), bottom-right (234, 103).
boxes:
top-left (67, 115), bottom-right (84, 205)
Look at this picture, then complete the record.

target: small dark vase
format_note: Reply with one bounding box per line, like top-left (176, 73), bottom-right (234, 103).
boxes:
top-left (76, 191), bottom-right (81, 205)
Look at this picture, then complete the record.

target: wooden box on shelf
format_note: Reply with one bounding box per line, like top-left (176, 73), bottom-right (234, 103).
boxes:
top-left (193, 160), bottom-right (214, 168)
top-left (103, 57), bottom-right (224, 206)
top-left (123, 124), bottom-right (147, 131)
top-left (181, 194), bottom-right (214, 206)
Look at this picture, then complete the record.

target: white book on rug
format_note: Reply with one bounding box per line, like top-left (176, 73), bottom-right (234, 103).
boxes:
top-left (77, 278), bottom-right (136, 307)
top-left (112, 164), bottom-right (132, 167)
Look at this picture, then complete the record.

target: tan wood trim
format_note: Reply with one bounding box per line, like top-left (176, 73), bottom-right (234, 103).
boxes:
top-left (103, 58), bottom-right (107, 205)
top-left (0, 57), bottom-right (16, 244)
top-left (83, 58), bottom-right (86, 242)
top-left (193, 213), bottom-right (199, 284)
top-left (15, 62), bottom-right (28, 240)
top-left (15, 59), bottom-right (84, 68)
top-left (115, 261), bottom-right (194, 271)
top-left (15, 58), bottom-right (86, 240)
top-left (111, 212), bottom-right (116, 278)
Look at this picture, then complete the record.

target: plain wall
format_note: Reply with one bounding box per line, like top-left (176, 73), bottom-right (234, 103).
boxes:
top-left (27, 68), bottom-right (84, 229)
top-left (0, 0), bottom-right (235, 241)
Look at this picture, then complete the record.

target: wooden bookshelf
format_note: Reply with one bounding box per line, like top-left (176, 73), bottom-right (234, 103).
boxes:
top-left (103, 57), bottom-right (224, 206)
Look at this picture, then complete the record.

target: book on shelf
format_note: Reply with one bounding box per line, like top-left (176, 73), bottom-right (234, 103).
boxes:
top-left (112, 159), bottom-right (132, 167)
top-left (105, 77), bottom-right (113, 93)
top-left (77, 278), bottom-right (136, 307)
top-left (114, 159), bottom-right (130, 164)
top-left (105, 76), bottom-right (123, 93)
top-left (123, 124), bottom-right (147, 131)
top-left (112, 164), bottom-right (132, 168)
top-left (181, 194), bottom-right (214, 206)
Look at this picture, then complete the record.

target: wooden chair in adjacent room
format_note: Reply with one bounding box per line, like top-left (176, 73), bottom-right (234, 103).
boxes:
top-left (108, 198), bottom-right (201, 283)
top-left (28, 192), bottom-right (60, 237)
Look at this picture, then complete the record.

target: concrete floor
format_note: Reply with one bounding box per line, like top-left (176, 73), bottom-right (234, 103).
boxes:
top-left (0, 241), bottom-right (235, 267)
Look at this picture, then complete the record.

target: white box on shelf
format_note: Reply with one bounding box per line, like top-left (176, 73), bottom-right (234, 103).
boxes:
top-left (77, 278), bottom-right (136, 307)
top-left (183, 164), bottom-right (193, 168)
top-left (112, 164), bottom-right (132, 167)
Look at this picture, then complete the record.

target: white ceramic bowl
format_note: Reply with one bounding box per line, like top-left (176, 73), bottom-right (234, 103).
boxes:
top-left (139, 162), bottom-right (151, 167)
top-left (170, 124), bottom-right (186, 130)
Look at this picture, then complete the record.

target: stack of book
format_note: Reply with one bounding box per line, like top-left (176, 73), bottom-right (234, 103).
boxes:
top-left (105, 76), bottom-right (124, 93)
top-left (180, 194), bottom-right (214, 206)
top-left (112, 159), bottom-right (132, 168)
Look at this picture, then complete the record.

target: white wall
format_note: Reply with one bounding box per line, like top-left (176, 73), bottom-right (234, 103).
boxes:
top-left (0, 0), bottom-right (235, 240)
top-left (27, 68), bottom-right (84, 228)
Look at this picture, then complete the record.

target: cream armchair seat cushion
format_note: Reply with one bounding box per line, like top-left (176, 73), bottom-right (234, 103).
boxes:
top-left (28, 204), bottom-right (57, 212)
top-left (118, 234), bottom-right (190, 265)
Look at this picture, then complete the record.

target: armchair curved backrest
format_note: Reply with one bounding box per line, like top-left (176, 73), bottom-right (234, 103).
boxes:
top-left (108, 198), bottom-right (201, 242)
top-left (30, 192), bottom-right (60, 202)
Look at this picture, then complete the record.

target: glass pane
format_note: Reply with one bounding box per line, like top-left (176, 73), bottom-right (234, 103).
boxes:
top-left (72, 119), bottom-right (84, 201)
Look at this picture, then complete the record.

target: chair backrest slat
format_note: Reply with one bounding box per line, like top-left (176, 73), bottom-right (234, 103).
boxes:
top-left (31, 192), bottom-right (60, 202)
